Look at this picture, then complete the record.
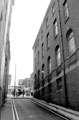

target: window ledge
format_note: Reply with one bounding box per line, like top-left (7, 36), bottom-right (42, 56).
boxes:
top-left (54, 34), bottom-right (58, 40)
top-left (64, 16), bottom-right (69, 24)
top-left (56, 89), bottom-right (63, 93)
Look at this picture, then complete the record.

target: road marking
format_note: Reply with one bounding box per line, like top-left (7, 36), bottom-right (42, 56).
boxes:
top-left (13, 99), bottom-right (19, 120)
top-left (11, 99), bottom-right (15, 120)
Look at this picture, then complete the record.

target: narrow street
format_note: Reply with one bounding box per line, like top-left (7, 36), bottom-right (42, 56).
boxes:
top-left (13, 98), bottom-right (66, 120)
top-left (1, 1), bottom-right (79, 120)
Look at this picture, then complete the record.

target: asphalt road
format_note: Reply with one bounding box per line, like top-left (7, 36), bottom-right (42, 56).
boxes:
top-left (14, 98), bottom-right (66, 120)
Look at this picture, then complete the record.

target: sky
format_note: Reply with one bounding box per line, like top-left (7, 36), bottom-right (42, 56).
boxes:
top-left (9, 0), bottom-right (51, 86)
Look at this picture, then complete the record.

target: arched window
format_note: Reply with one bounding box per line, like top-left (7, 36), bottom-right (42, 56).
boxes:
top-left (38, 70), bottom-right (40, 83)
top-left (53, 18), bottom-right (58, 37)
top-left (66, 29), bottom-right (76, 55)
top-left (47, 56), bottom-right (51, 74)
top-left (34, 74), bottom-right (36, 89)
top-left (55, 45), bottom-right (61, 66)
top-left (63, 0), bottom-right (69, 21)
top-left (42, 64), bottom-right (45, 80)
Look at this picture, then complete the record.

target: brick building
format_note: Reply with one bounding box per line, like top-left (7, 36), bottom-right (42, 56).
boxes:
top-left (33, 0), bottom-right (79, 110)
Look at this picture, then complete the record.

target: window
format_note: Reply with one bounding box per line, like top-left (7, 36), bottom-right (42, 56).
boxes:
top-left (46, 32), bottom-right (50, 50)
top-left (41, 30), bottom-right (43, 40)
top-left (52, 2), bottom-right (56, 16)
top-left (53, 19), bottom-right (58, 37)
top-left (55, 46), bottom-right (61, 67)
top-left (38, 51), bottom-right (40, 64)
top-left (57, 77), bottom-right (62, 90)
top-left (38, 70), bottom-right (40, 89)
top-left (63, 0), bottom-right (69, 21)
top-left (38, 70), bottom-right (40, 83)
top-left (66, 29), bottom-right (76, 55)
top-left (42, 64), bottom-right (45, 80)
top-left (46, 17), bottom-right (49, 29)
top-left (47, 56), bottom-right (51, 74)
top-left (41, 43), bottom-right (44, 58)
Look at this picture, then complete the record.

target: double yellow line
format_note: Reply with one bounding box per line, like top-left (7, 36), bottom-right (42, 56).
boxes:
top-left (11, 99), bottom-right (19, 120)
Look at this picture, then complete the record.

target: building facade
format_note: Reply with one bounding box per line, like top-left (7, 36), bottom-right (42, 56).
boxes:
top-left (33, 0), bottom-right (79, 110)
top-left (22, 78), bottom-right (33, 90)
top-left (22, 76), bottom-right (34, 96)
top-left (0, 0), bottom-right (14, 107)
top-left (18, 79), bottom-right (24, 86)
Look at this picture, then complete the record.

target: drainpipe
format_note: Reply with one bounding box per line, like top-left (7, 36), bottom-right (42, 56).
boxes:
top-left (57, 0), bottom-right (68, 107)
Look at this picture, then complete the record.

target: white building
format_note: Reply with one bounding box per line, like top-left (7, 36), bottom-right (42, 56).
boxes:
top-left (0, 0), bottom-right (14, 106)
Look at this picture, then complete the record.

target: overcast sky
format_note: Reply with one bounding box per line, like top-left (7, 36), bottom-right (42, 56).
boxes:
top-left (9, 0), bottom-right (51, 86)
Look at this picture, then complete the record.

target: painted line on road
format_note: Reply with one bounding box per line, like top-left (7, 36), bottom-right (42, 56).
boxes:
top-left (13, 99), bottom-right (19, 120)
top-left (11, 99), bottom-right (15, 120)
top-left (11, 99), bottom-right (19, 120)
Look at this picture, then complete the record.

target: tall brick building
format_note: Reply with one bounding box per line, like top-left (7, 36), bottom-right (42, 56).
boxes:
top-left (33, 0), bottom-right (79, 110)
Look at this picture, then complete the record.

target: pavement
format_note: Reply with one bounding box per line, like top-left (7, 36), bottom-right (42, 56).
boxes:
top-left (1, 95), bottom-right (79, 120)
top-left (1, 95), bottom-right (33, 120)
top-left (32, 98), bottom-right (79, 120)
top-left (1, 98), bottom-right (13, 120)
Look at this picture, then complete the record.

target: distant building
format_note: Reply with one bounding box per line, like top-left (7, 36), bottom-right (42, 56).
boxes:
top-left (22, 78), bottom-right (32, 88)
top-left (18, 79), bottom-right (23, 86)
top-left (22, 75), bottom-right (34, 96)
